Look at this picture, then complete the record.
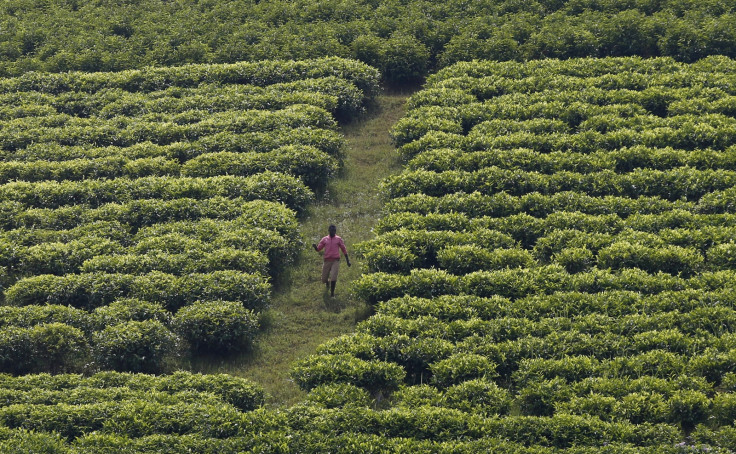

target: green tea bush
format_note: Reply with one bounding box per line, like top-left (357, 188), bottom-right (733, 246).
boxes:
top-left (430, 354), bottom-right (498, 388)
top-left (0, 323), bottom-right (88, 375)
top-left (0, 305), bottom-right (90, 332)
top-left (180, 145), bottom-right (337, 191)
top-left (0, 327), bottom-right (38, 374)
top-left (553, 247), bottom-right (596, 274)
top-left (392, 385), bottom-right (443, 409)
top-left (91, 299), bottom-right (171, 330)
top-left (305, 383), bottom-right (372, 409)
top-left (174, 301), bottom-right (259, 354)
top-left (291, 354), bottom-right (406, 394)
top-left (92, 320), bottom-right (180, 373)
top-left (362, 245), bottom-right (418, 273)
top-left (438, 245), bottom-right (535, 274)
top-left (5, 270), bottom-right (270, 312)
top-left (28, 323), bottom-right (88, 374)
top-left (711, 393), bottom-right (736, 426)
top-left (80, 248), bottom-right (268, 276)
top-left (442, 378), bottom-right (511, 416)
top-left (666, 390), bottom-right (711, 430)
top-left (0, 173), bottom-right (313, 214)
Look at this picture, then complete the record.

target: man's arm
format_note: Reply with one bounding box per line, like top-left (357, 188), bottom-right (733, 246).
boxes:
top-left (313, 238), bottom-right (325, 253)
top-left (340, 241), bottom-right (351, 266)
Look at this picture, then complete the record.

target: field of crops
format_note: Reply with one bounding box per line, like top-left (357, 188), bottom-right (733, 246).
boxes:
top-left (0, 57), bottom-right (379, 375)
top-left (8, 55), bottom-right (736, 453)
top-left (282, 56), bottom-right (736, 452)
top-left (4, 0), bottom-right (736, 450)
top-left (2, 0), bottom-right (736, 82)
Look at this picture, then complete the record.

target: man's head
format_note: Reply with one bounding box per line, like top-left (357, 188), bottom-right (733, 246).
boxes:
top-left (328, 224), bottom-right (337, 237)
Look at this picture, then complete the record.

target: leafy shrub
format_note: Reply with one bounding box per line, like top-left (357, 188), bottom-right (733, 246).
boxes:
top-left (173, 300), bottom-right (259, 354)
top-left (362, 245), bottom-right (417, 273)
top-left (430, 354), bottom-right (498, 388)
top-left (438, 245), bottom-right (535, 274)
top-left (93, 299), bottom-right (170, 327)
top-left (0, 429), bottom-right (68, 454)
top-left (92, 320), bottom-right (180, 373)
top-left (709, 242), bottom-right (736, 269)
top-left (180, 145), bottom-right (337, 191)
top-left (518, 378), bottom-right (572, 417)
top-left (0, 305), bottom-right (90, 332)
top-left (442, 378), bottom-right (511, 416)
top-left (666, 390), bottom-right (711, 430)
top-left (712, 392), bottom-right (736, 426)
top-left (306, 383), bottom-right (372, 409)
top-left (0, 327), bottom-right (36, 374)
top-left (152, 371), bottom-right (265, 411)
top-left (291, 354), bottom-right (406, 394)
top-left (28, 323), bottom-right (87, 374)
top-left (0, 323), bottom-right (88, 374)
top-left (392, 385), bottom-right (443, 408)
top-left (6, 271), bottom-right (270, 312)
top-left (687, 348), bottom-right (736, 384)
top-left (553, 247), bottom-right (595, 274)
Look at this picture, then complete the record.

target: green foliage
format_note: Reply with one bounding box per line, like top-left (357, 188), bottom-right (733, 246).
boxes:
top-left (5, 270), bottom-right (270, 312)
top-left (430, 354), bottom-right (498, 388)
top-left (92, 299), bottom-right (172, 330)
top-left (666, 390), bottom-right (711, 430)
top-left (5, 42), bottom-right (736, 453)
top-left (2, 0), bottom-right (736, 83)
top-left (291, 354), bottom-right (406, 394)
top-left (174, 301), bottom-right (259, 354)
top-left (554, 247), bottom-right (596, 274)
top-left (290, 56), bottom-right (736, 451)
top-left (28, 324), bottom-right (87, 374)
top-left (0, 57), bottom-right (377, 372)
top-left (0, 323), bottom-right (87, 375)
top-left (442, 378), bottom-right (512, 416)
top-left (305, 383), bottom-right (372, 409)
top-left (362, 245), bottom-right (417, 273)
top-left (92, 320), bottom-right (180, 373)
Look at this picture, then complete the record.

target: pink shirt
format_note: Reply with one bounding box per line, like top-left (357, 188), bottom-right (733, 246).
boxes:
top-left (317, 235), bottom-right (347, 260)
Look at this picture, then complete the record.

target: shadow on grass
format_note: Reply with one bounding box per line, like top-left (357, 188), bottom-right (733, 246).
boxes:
top-left (323, 291), bottom-right (346, 312)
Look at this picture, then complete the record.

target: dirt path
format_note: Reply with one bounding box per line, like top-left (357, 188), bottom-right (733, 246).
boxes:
top-left (192, 91), bottom-right (409, 406)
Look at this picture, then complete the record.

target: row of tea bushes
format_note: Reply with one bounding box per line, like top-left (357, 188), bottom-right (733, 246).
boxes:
top-left (0, 58), bottom-right (378, 366)
top-left (2, 0), bottom-right (736, 81)
top-left (0, 299), bottom-right (259, 374)
top-left (290, 57), bottom-right (736, 451)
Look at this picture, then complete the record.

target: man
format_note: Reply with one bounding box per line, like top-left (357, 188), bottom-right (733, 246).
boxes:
top-left (313, 224), bottom-right (351, 297)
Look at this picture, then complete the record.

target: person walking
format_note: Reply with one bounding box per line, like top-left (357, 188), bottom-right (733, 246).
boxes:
top-left (313, 224), bottom-right (351, 297)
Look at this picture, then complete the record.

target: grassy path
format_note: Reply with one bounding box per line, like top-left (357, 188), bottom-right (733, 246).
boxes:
top-left (192, 91), bottom-right (409, 406)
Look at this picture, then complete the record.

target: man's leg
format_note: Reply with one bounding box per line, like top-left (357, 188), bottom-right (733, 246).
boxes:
top-left (321, 260), bottom-right (331, 292)
top-left (329, 260), bottom-right (340, 297)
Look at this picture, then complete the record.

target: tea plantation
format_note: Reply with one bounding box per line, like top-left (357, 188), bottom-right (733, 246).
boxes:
top-left (0, 58), bottom-right (380, 374)
top-left (3, 1), bottom-right (736, 452)
top-left (2, 0), bottom-right (736, 82)
top-left (295, 56), bottom-right (736, 452)
top-left (3, 55), bottom-right (736, 452)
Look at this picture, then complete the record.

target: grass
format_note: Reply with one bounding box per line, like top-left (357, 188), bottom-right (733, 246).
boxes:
top-left (189, 90), bottom-right (410, 406)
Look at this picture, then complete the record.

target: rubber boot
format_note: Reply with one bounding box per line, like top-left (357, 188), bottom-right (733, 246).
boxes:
top-left (330, 281), bottom-right (336, 297)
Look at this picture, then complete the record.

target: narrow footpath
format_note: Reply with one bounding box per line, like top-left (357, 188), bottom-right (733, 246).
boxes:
top-left (193, 91), bottom-right (410, 406)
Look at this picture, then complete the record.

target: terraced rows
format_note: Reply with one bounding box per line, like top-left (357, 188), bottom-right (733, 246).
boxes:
top-left (288, 56), bottom-right (736, 451)
top-left (0, 58), bottom-right (379, 373)
top-left (5, 56), bottom-right (736, 452)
